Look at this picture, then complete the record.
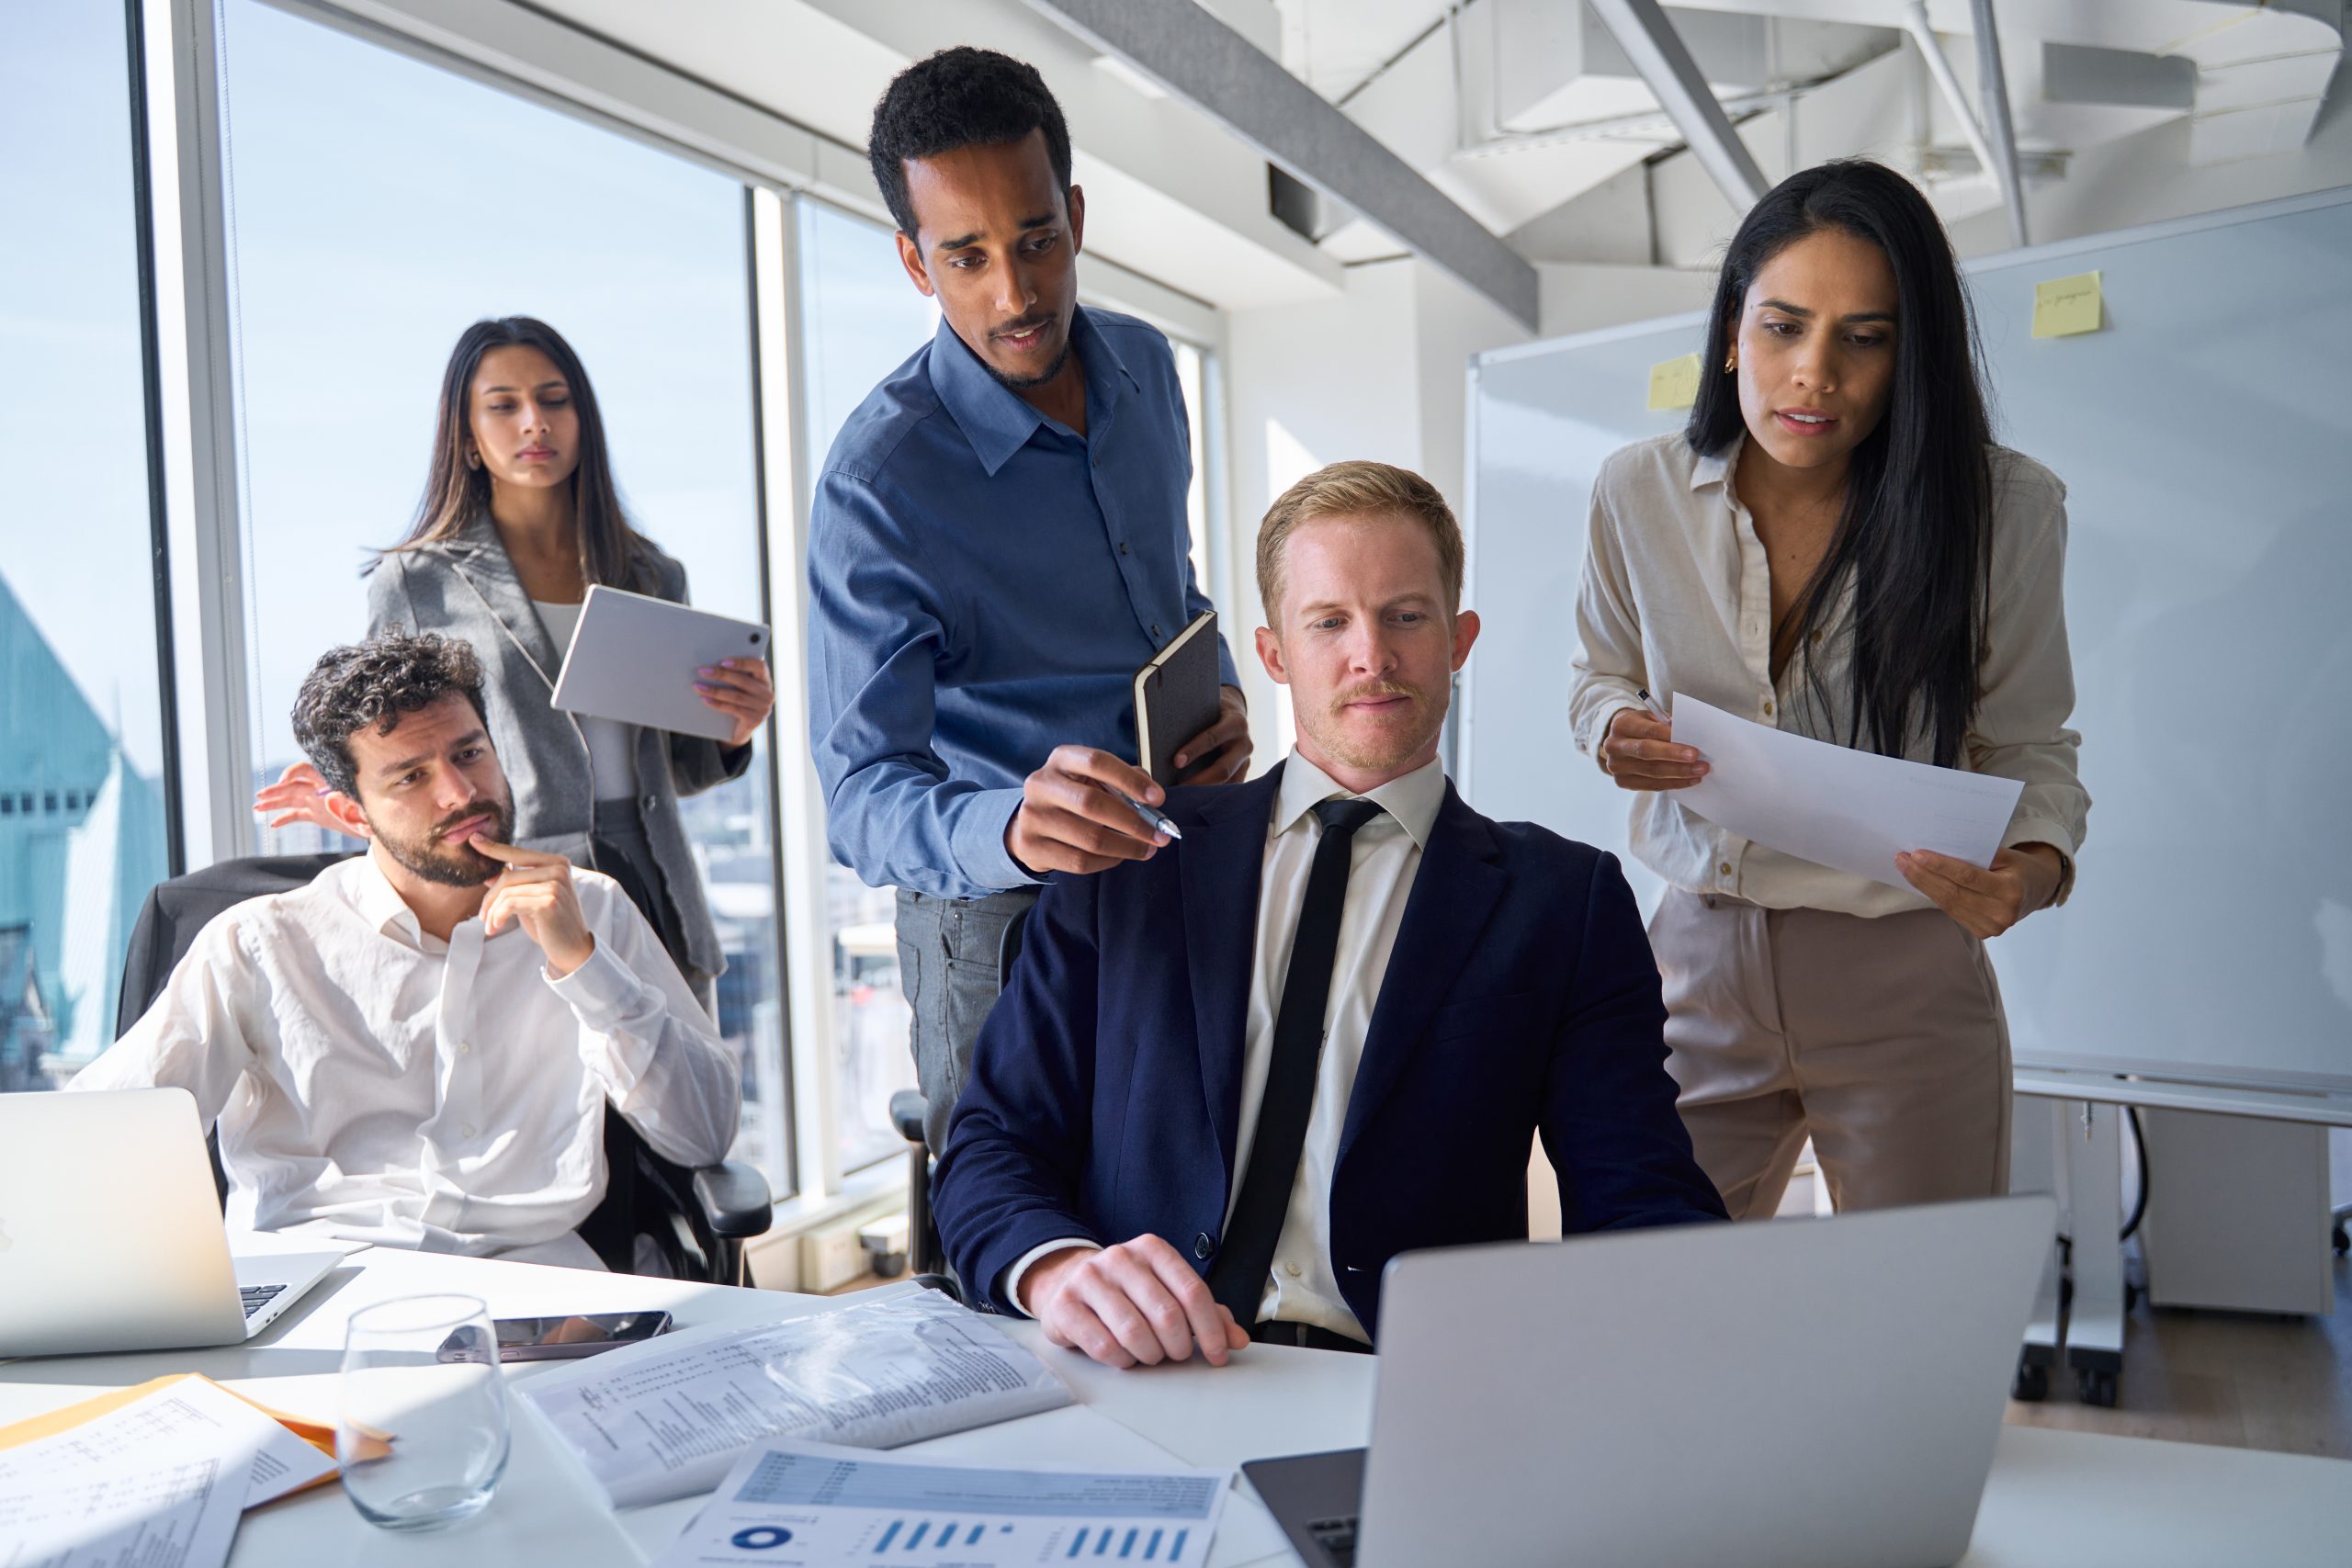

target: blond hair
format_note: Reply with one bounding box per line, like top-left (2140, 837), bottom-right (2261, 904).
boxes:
top-left (1255, 460), bottom-right (1464, 623)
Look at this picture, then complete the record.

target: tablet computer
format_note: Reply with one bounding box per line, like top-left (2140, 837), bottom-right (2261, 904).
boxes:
top-left (550, 584), bottom-right (770, 744)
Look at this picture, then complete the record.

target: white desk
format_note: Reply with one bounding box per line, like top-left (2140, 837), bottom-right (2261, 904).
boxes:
top-left (6, 1245), bottom-right (2348, 1567)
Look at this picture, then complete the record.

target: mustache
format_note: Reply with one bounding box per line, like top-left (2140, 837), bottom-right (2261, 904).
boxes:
top-left (433, 800), bottom-right (504, 840)
top-left (1330, 680), bottom-right (1420, 712)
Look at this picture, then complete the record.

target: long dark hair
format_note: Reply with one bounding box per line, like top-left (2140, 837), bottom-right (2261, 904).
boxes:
top-left (1686, 160), bottom-right (1993, 768)
top-left (377, 316), bottom-right (656, 591)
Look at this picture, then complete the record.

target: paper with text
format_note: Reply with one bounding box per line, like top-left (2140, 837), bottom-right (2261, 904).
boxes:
top-left (651, 1439), bottom-right (1233, 1568)
top-left (522, 1289), bottom-right (1074, 1508)
top-left (0, 1375), bottom-right (335, 1511)
top-left (0, 1380), bottom-right (321, 1568)
top-left (1672, 694), bottom-right (2023, 887)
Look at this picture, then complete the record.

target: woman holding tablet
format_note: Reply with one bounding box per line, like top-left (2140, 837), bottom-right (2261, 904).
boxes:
top-left (1569, 161), bottom-right (2088, 1216)
top-left (255, 316), bottom-right (772, 999)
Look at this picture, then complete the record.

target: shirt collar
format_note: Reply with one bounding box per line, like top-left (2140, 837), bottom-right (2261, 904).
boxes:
top-left (925, 304), bottom-right (1136, 478)
top-left (344, 852), bottom-right (425, 944)
top-left (1690, 433), bottom-right (1743, 493)
top-left (1272, 750), bottom-right (1448, 852)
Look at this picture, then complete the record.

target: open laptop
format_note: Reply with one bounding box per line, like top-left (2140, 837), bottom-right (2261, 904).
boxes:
top-left (1244, 1194), bottom-right (2056, 1568)
top-left (0, 1089), bottom-right (345, 1357)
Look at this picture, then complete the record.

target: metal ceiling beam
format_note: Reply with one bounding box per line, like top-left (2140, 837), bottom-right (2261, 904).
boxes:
top-left (1585, 0), bottom-right (1769, 215)
top-left (1014, 0), bottom-right (1539, 329)
top-left (1969, 0), bottom-right (2030, 248)
top-left (1901, 2), bottom-right (2001, 194)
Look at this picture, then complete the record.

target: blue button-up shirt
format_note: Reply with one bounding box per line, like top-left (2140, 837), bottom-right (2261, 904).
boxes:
top-left (808, 305), bottom-right (1238, 899)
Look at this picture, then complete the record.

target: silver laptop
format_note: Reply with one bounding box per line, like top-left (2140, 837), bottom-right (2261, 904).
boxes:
top-left (0, 1089), bottom-right (345, 1357)
top-left (1245, 1194), bottom-right (2056, 1568)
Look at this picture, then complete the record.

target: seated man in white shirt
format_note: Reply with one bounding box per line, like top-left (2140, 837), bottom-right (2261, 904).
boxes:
top-left (73, 632), bottom-right (741, 1269)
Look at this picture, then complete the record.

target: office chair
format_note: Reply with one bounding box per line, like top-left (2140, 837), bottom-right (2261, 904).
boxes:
top-left (114, 852), bottom-right (772, 1284)
top-left (889, 902), bottom-right (1031, 1297)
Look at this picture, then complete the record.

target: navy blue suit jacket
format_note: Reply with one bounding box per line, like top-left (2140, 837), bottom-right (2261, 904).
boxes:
top-left (932, 763), bottom-right (1726, 1340)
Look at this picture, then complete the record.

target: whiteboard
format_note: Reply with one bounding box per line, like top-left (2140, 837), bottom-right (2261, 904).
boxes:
top-left (1462, 186), bottom-right (2352, 1096)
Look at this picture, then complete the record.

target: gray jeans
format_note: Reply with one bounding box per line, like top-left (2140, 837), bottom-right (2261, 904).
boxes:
top-left (894, 886), bottom-right (1042, 1154)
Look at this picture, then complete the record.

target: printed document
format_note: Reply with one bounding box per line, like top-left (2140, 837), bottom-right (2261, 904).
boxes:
top-left (651, 1439), bottom-right (1234, 1567)
top-left (523, 1288), bottom-right (1073, 1508)
top-left (0, 1376), bottom-right (328, 1568)
top-left (1672, 694), bottom-right (2024, 887)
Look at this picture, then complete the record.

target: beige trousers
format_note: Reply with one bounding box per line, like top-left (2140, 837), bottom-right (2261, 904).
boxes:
top-left (1650, 887), bottom-right (2011, 1220)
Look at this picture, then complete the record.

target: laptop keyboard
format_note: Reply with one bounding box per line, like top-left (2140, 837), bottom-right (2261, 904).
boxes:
top-left (1307, 1516), bottom-right (1359, 1568)
top-left (239, 1283), bottom-right (287, 1320)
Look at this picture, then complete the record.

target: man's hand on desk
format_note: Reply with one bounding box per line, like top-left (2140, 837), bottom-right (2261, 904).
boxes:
top-left (1171, 684), bottom-right (1251, 786)
top-left (1007, 746), bottom-right (1171, 876)
top-left (1024, 1236), bottom-right (1250, 1370)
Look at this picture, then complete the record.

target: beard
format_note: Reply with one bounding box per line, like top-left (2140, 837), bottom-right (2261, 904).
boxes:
top-left (979, 317), bottom-right (1073, 390)
top-left (369, 792), bottom-right (515, 887)
top-left (1300, 679), bottom-right (1442, 774)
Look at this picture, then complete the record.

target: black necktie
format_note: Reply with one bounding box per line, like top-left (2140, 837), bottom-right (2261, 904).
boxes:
top-left (1207, 796), bottom-right (1385, 1325)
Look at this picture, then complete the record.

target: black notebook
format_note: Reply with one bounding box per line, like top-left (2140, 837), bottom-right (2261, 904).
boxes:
top-left (1134, 610), bottom-right (1221, 788)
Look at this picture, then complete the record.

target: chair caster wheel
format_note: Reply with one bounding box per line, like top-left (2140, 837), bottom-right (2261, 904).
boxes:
top-left (2011, 1359), bottom-right (2050, 1402)
top-left (2075, 1367), bottom-right (2119, 1407)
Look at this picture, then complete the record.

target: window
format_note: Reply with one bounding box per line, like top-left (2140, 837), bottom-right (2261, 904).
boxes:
top-left (214, 1), bottom-right (788, 1190)
top-left (0, 4), bottom-right (175, 1094)
top-left (793, 198), bottom-right (942, 1175)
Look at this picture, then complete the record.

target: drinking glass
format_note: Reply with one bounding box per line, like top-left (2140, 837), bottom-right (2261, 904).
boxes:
top-left (338, 1292), bottom-right (511, 1529)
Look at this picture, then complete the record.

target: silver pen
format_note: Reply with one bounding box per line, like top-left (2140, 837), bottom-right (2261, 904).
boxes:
top-left (1123, 793), bottom-right (1184, 841)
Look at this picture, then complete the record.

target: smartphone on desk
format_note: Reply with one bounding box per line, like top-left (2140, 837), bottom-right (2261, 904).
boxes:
top-left (437, 1310), bottom-right (673, 1363)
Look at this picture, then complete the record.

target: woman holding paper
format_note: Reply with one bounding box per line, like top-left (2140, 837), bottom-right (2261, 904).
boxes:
top-left (253, 317), bottom-right (773, 999)
top-left (1569, 161), bottom-right (2088, 1217)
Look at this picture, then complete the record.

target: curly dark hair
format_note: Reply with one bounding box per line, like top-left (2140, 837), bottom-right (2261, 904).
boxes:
top-left (867, 47), bottom-right (1072, 240)
top-left (291, 633), bottom-right (490, 798)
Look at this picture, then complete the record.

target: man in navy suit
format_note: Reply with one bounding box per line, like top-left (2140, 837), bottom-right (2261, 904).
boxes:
top-left (933, 460), bottom-right (1725, 1368)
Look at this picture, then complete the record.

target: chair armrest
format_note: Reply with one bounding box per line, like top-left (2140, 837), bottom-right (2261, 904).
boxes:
top-left (888, 1089), bottom-right (929, 1146)
top-left (690, 1160), bottom-right (774, 1239)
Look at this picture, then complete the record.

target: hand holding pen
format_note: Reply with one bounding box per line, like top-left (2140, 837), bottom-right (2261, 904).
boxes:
top-left (1004, 745), bottom-right (1176, 876)
top-left (1598, 686), bottom-right (1711, 792)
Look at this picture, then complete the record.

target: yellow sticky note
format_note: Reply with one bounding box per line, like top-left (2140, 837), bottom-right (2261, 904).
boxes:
top-left (2032, 271), bottom-right (2102, 338)
top-left (1646, 352), bottom-right (1702, 411)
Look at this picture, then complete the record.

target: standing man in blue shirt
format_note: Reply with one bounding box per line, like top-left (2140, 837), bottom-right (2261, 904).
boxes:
top-left (809, 49), bottom-right (1251, 1153)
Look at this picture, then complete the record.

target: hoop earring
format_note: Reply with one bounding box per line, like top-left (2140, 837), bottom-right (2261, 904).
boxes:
top-left (465, 450), bottom-right (481, 471)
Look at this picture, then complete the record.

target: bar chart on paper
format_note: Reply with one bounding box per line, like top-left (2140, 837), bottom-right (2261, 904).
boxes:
top-left (653, 1443), bottom-right (1232, 1567)
top-left (1059, 1524), bottom-right (1193, 1560)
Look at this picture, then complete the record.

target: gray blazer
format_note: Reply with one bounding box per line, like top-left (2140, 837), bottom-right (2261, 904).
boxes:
top-left (366, 515), bottom-right (752, 982)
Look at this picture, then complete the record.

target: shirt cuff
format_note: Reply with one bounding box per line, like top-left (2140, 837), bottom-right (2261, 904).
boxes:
top-left (544, 941), bottom-right (648, 1032)
top-left (953, 785), bottom-right (1043, 892)
top-left (2003, 818), bottom-right (2079, 908)
top-left (1003, 1237), bottom-right (1101, 1318)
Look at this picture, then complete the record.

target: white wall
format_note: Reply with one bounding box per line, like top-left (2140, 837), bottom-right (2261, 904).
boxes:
top-left (1220, 256), bottom-right (1530, 766)
top-left (1536, 261), bottom-right (1717, 337)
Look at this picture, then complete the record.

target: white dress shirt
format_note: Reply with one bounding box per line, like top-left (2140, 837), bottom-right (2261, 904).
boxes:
top-left (1570, 432), bottom-right (2089, 918)
top-left (1007, 750), bottom-right (1448, 1344)
top-left (72, 854), bottom-right (741, 1266)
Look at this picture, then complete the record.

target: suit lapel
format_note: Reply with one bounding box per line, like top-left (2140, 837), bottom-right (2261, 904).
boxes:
top-left (1338, 783), bottom-right (1508, 1164)
top-left (444, 517), bottom-right (563, 691)
top-left (1180, 765), bottom-right (1280, 1184)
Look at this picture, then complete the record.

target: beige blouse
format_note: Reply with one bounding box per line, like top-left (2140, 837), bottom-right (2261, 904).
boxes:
top-left (1568, 431), bottom-right (2089, 919)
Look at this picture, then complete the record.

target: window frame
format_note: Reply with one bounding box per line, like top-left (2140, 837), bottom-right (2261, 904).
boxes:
top-left (136, 0), bottom-right (1228, 1223)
